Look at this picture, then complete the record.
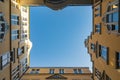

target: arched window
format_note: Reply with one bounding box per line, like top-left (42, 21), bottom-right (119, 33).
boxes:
top-left (102, 0), bottom-right (119, 33)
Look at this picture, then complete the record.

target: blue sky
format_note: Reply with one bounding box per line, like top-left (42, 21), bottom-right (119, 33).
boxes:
top-left (30, 6), bottom-right (92, 70)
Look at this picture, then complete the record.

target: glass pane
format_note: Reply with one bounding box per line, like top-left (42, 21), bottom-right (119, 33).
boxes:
top-left (115, 25), bottom-right (119, 31)
top-left (108, 14), bottom-right (112, 22)
top-left (112, 4), bottom-right (118, 10)
top-left (2, 54), bottom-right (7, 60)
top-left (101, 46), bottom-right (107, 60)
top-left (113, 12), bottom-right (118, 22)
top-left (2, 59), bottom-right (7, 66)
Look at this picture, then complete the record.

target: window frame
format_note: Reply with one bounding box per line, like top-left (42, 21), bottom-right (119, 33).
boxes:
top-left (99, 45), bottom-right (109, 64)
top-left (49, 69), bottom-right (54, 74)
top-left (0, 52), bottom-right (10, 70)
top-left (95, 23), bottom-right (101, 34)
top-left (103, 0), bottom-right (119, 34)
top-left (59, 69), bottom-right (64, 74)
top-left (116, 52), bottom-right (120, 69)
top-left (11, 29), bottom-right (19, 40)
top-left (11, 14), bottom-right (19, 26)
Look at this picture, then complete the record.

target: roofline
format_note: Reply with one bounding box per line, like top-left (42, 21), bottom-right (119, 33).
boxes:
top-left (29, 67), bottom-right (90, 69)
top-left (23, 73), bottom-right (92, 75)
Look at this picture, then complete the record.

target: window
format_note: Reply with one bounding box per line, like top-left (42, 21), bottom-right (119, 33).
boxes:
top-left (30, 69), bottom-right (40, 74)
top-left (73, 69), bottom-right (77, 74)
top-left (107, 12), bottom-right (118, 23)
top-left (0, 13), bottom-right (6, 42)
top-left (36, 69), bottom-right (40, 74)
top-left (11, 15), bottom-right (19, 25)
top-left (0, 52), bottom-right (10, 70)
top-left (0, 0), bottom-right (4, 2)
top-left (99, 45), bottom-right (108, 62)
top-left (22, 22), bottom-right (27, 27)
top-left (0, 34), bottom-right (4, 40)
top-left (0, 23), bottom-right (5, 31)
top-left (2, 52), bottom-right (10, 67)
top-left (91, 43), bottom-right (95, 52)
top-left (22, 17), bottom-right (27, 21)
top-left (73, 69), bottom-right (82, 74)
top-left (107, 24), bottom-right (119, 31)
top-left (95, 5), bottom-right (101, 17)
top-left (49, 69), bottom-right (54, 74)
top-left (95, 24), bottom-right (101, 34)
top-left (59, 69), bottom-right (64, 74)
top-left (11, 48), bottom-right (15, 62)
top-left (107, 2), bottom-right (118, 12)
top-left (116, 52), bottom-right (120, 69)
top-left (0, 13), bottom-right (4, 21)
top-left (112, 3), bottom-right (118, 10)
top-left (112, 12), bottom-right (118, 22)
top-left (18, 48), bottom-right (22, 56)
top-left (103, 1), bottom-right (119, 33)
top-left (107, 14), bottom-right (112, 23)
top-left (22, 7), bottom-right (28, 13)
top-left (30, 69), bottom-right (35, 74)
top-left (18, 46), bottom-right (24, 56)
top-left (78, 69), bottom-right (82, 73)
top-left (11, 30), bottom-right (19, 40)
top-left (21, 30), bottom-right (28, 40)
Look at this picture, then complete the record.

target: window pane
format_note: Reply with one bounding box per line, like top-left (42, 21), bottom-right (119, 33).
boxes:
top-left (117, 52), bottom-right (120, 68)
top-left (74, 69), bottom-right (77, 74)
top-left (113, 12), bottom-right (118, 22)
top-left (2, 59), bottom-right (7, 66)
top-left (78, 69), bottom-right (82, 73)
top-left (2, 54), bottom-right (7, 60)
top-left (11, 15), bottom-right (19, 25)
top-left (101, 46), bottom-right (107, 61)
top-left (107, 14), bottom-right (112, 22)
top-left (115, 25), bottom-right (118, 31)
top-left (95, 24), bottom-right (101, 33)
top-left (112, 4), bottom-right (118, 10)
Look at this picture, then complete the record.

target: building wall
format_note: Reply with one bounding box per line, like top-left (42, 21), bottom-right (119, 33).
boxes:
top-left (21, 67), bottom-right (92, 80)
top-left (85, 0), bottom-right (120, 80)
top-left (20, 0), bottom-right (93, 10)
top-left (0, 0), bottom-right (32, 80)
top-left (0, 0), bottom-right (10, 80)
top-left (11, 0), bottom-right (32, 80)
top-left (1, 0), bottom-right (120, 80)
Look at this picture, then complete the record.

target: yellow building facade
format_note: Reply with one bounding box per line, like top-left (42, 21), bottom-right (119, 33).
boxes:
top-left (21, 67), bottom-right (92, 80)
top-left (0, 0), bottom-right (120, 80)
top-left (0, 0), bottom-right (32, 80)
top-left (85, 0), bottom-right (120, 80)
